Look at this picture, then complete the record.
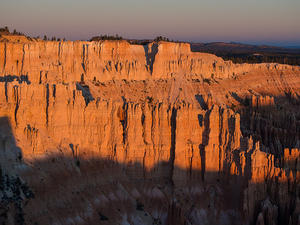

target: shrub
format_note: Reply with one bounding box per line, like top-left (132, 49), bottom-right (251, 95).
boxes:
top-left (154, 36), bottom-right (170, 42)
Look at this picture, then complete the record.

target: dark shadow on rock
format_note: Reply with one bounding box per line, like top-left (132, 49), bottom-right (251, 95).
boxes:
top-left (230, 92), bottom-right (244, 105)
top-left (0, 95), bottom-right (298, 225)
top-left (195, 94), bottom-right (208, 110)
top-left (143, 43), bottom-right (158, 74)
top-left (0, 117), bottom-right (23, 163)
top-left (76, 82), bottom-right (95, 106)
top-left (237, 94), bottom-right (299, 159)
top-left (198, 108), bottom-right (212, 182)
top-left (0, 117), bottom-right (33, 225)
top-left (14, 151), bottom-right (297, 225)
top-left (0, 75), bottom-right (31, 84)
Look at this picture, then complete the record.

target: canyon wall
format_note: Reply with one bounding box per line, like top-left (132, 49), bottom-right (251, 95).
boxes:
top-left (1, 40), bottom-right (298, 84)
top-left (0, 39), bottom-right (299, 225)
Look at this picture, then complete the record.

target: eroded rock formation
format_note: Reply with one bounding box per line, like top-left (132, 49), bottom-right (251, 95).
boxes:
top-left (0, 38), bottom-right (299, 225)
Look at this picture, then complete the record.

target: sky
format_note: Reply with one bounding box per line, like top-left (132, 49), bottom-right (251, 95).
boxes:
top-left (0, 0), bottom-right (299, 46)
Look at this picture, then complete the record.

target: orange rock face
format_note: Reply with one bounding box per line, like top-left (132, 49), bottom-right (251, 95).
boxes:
top-left (0, 39), bottom-right (299, 225)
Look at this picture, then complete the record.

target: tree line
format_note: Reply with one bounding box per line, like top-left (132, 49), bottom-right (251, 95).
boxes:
top-left (0, 26), bottom-right (24, 36)
top-left (0, 26), bottom-right (67, 41)
top-left (90, 34), bottom-right (123, 41)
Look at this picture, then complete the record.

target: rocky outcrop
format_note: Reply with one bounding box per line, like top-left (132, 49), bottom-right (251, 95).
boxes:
top-left (0, 39), bottom-right (299, 225)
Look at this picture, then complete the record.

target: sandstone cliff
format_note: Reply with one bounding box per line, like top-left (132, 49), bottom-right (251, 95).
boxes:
top-left (0, 39), bottom-right (299, 225)
top-left (1, 39), bottom-right (298, 84)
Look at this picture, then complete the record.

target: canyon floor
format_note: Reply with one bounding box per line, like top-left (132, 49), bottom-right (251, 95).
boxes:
top-left (0, 37), bottom-right (299, 225)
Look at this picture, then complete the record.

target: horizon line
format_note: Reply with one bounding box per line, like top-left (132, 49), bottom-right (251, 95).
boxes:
top-left (1, 26), bottom-right (300, 48)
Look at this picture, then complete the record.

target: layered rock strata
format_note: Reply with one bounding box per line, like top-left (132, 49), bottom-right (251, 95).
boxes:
top-left (1, 40), bottom-right (298, 84)
top-left (0, 39), bottom-right (299, 225)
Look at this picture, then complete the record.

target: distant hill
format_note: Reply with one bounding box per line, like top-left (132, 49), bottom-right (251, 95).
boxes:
top-left (190, 42), bottom-right (300, 65)
top-left (285, 45), bottom-right (300, 49)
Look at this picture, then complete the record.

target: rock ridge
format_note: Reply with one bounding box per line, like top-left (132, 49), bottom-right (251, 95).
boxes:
top-left (1, 40), bottom-right (299, 84)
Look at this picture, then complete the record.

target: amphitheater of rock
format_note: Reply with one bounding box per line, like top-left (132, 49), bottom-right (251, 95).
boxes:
top-left (0, 38), bottom-right (299, 225)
